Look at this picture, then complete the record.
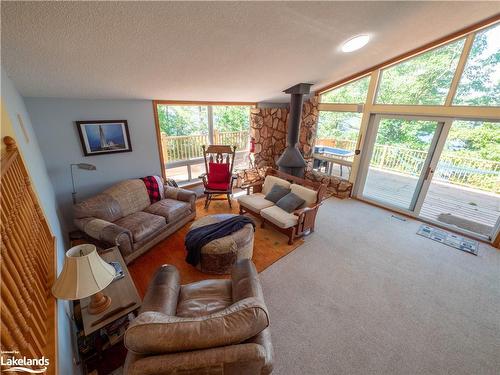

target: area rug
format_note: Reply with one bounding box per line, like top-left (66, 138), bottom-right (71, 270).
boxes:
top-left (417, 224), bottom-right (479, 255)
top-left (129, 199), bottom-right (304, 297)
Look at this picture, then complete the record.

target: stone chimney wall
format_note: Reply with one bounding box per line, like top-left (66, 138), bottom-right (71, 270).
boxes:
top-left (249, 95), bottom-right (353, 198)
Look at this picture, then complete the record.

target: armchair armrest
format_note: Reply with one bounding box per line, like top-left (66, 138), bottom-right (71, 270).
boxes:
top-left (125, 297), bottom-right (269, 355)
top-left (140, 265), bottom-right (180, 316)
top-left (231, 259), bottom-right (264, 302)
top-left (74, 217), bottom-right (133, 256)
top-left (240, 180), bottom-right (264, 195)
top-left (292, 203), bottom-right (320, 217)
top-left (293, 203), bottom-right (322, 235)
top-left (164, 186), bottom-right (197, 210)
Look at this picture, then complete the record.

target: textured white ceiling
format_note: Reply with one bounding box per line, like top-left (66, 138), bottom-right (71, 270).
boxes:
top-left (1, 1), bottom-right (498, 102)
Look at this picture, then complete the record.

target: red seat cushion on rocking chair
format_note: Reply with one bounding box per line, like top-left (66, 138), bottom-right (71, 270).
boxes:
top-left (208, 162), bottom-right (230, 184)
top-left (206, 181), bottom-right (231, 191)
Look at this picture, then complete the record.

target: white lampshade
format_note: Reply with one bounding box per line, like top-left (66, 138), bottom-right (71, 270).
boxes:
top-left (52, 244), bottom-right (115, 300)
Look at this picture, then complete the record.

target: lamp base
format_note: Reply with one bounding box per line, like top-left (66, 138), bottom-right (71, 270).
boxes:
top-left (88, 291), bottom-right (112, 315)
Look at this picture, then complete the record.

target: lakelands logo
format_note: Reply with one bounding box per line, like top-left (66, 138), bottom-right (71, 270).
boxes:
top-left (1, 351), bottom-right (49, 373)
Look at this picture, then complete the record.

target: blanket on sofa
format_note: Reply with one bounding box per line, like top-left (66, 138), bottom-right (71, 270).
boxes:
top-left (185, 216), bottom-right (255, 266)
top-left (140, 175), bottom-right (163, 203)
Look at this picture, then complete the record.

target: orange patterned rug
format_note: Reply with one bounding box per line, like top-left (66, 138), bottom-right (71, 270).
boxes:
top-left (128, 198), bottom-right (304, 297)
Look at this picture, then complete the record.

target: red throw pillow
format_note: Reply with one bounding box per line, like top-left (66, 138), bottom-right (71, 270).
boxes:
top-left (208, 162), bottom-right (230, 183)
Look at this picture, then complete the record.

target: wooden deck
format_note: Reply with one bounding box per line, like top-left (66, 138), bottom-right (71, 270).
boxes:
top-left (363, 168), bottom-right (500, 237)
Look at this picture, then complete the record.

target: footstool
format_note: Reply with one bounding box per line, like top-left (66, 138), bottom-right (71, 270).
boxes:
top-left (188, 214), bottom-right (254, 274)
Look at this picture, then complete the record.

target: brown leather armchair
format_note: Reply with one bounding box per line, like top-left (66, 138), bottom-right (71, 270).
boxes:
top-left (124, 259), bottom-right (274, 375)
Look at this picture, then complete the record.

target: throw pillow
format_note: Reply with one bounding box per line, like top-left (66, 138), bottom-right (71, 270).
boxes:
top-left (209, 162), bottom-right (230, 183)
top-left (276, 192), bottom-right (306, 213)
top-left (264, 184), bottom-right (291, 203)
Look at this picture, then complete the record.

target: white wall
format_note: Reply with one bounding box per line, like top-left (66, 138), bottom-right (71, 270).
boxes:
top-left (1, 67), bottom-right (78, 375)
top-left (24, 98), bottom-right (161, 224)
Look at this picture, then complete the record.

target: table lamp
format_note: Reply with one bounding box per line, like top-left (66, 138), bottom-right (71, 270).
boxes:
top-left (52, 244), bottom-right (116, 315)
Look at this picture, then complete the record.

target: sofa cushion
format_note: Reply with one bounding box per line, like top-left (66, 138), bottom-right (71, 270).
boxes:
top-left (290, 184), bottom-right (318, 208)
top-left (176, 279), bottom-right (232, 318)
top-left (144, 199), bottom-right (191, 223)
top-left (73, 193), bottom-right (123, 222)
top-left (275, 192), bottom-right (305, 213)
top-left (115, 211), bottom-right (167, 242)
top-left (238, 193), bottom-right (274, 213)
top-left (104, 179), bottom-right (151, 217)
top-left (264, 184), bottom-right (291, 203)
top-left (260, 206), bottom-right (299, 229)
top-left (262, 175), bottom-right (291, 196)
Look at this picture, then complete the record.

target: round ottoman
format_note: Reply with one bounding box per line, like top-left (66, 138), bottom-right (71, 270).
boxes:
top-left (188, 214), bottom-right (254, 274)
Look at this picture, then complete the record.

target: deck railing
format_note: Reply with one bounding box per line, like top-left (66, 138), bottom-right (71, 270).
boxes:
top-left (161, 130), bottom-right (249, 163)
top-left (316, 138), bottom-right (500, 192)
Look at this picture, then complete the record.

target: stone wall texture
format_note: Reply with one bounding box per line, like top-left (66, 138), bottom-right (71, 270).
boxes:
top-left (249, 95), bottom-right (353, 199)
top-left (250, 107), bottom-right (289, 169)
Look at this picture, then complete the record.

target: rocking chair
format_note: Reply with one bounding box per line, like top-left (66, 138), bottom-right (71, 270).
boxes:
top-left (199, 145), bottom-right (237, 209)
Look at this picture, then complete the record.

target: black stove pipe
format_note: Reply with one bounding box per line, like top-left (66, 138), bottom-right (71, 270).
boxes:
top-left (276, 83), bottom-right (313, 177)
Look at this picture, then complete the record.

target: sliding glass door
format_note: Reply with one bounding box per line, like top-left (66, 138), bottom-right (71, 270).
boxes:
top-left (358, 115), bottom-right (500, 240)
top-left (419, 120), bottom-right (500, 239)
top-left (360, 115), bottom-right (444, 211)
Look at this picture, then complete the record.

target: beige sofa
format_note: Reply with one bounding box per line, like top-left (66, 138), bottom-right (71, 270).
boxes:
top-left (238, 169), bottom-right (326, 244)
top-left (73, 178), bottom-right (196, 264)
top-left (124, 259), bottom-right (273, 375)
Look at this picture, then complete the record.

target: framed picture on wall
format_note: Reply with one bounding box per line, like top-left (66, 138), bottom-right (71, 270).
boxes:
top-left (76, 120), bottom-right (132, 156)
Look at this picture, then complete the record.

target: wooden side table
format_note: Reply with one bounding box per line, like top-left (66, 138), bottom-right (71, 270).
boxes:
top-left (80, 246), bottom-right (141, 336)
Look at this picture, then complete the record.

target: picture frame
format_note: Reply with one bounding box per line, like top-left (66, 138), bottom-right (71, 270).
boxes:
top-left (76, 120), bottom-right (132, 156)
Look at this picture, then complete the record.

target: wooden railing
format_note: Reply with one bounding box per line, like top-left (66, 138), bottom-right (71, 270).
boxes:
top-left (316, 138), bottom-right (500, 192)
top-left (161, 130), bottom-right (249, 163)
top-left (214, 131), bottom-right (249, 152)
top-left (0, 136), bottom-right (57, 374)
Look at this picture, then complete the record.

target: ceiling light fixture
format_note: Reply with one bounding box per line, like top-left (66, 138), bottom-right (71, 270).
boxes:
top-left (341, 34), bottom-right (370, 53)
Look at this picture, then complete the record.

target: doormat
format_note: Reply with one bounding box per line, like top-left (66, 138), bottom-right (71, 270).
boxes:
top-left (417, 224), bottom-right (478, 255)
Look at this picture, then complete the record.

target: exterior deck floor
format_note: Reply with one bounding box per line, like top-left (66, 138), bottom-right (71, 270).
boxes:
top-left (362, 168), bottom-right (499, 237)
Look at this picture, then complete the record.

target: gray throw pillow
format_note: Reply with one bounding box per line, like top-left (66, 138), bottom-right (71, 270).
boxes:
top-left (264, 184), bottom-right (291, 203)
top-left (276, 192), bottom-right (306, 213)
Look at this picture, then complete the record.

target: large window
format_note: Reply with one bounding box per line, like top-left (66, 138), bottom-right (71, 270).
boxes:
top-left (320, 76), bottom-right (370, 104)
top-left (453, 23), bottom-right (500, 106)
top-left (213, 105), bottom-right (251, 153)
top-left (155, 103), bottom-right (252, 183)
top-left (316, 19), bottom-right (500, 242)
top-left (376, 38), bottom-right (465, 105)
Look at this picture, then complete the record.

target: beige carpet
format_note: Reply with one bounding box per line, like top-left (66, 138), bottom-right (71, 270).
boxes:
top-left (259, 197), bottom-right (500, 375)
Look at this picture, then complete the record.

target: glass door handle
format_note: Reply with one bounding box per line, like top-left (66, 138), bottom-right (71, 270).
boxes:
top-left (424, 167), bottom-right (434, 180)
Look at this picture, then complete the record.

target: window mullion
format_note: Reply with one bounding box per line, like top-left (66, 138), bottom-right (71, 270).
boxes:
top-left (445, 33), bottom-right (475, 106)
top-left (208, 105), bottom-right (214, 144)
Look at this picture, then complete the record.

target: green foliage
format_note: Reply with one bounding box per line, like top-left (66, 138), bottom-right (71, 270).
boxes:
top-left (377, 38), bottom-right (465, 105)
top-left (445, 121), bottom-right (500, 161)
top-left (213, 106), bottom-right (250, 132)
top-left (157, 105), bottom-right (208, 136)
top-left (320, 76), bottom-right (370, 104)
top-left (158, 105), bottom-right (250, 136)
top-left (375, 119), bottom-right (437, 151)
top-left (453, 24), bottom-right (500, 106)
top-left (316, 111), bottom-right (361, 140)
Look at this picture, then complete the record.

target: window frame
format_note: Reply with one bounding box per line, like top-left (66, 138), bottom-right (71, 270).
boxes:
top-left (153, 100), bottom-right (256, 183)
top-left (315, 17), bottom-right (500, 245)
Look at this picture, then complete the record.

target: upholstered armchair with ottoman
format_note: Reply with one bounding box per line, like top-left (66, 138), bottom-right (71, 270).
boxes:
top-left (73, 177), bottom-right (197, 264)
top-left (123, 259), bottom-right (273, 375)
